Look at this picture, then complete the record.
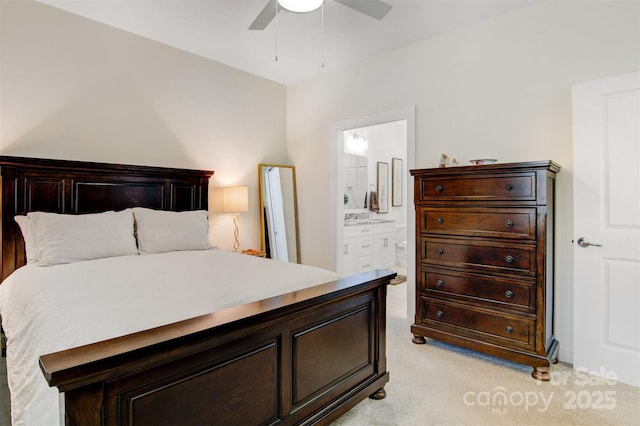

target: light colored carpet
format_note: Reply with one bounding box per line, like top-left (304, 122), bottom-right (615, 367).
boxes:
top-left (332, 311), bottom-right (640, 425)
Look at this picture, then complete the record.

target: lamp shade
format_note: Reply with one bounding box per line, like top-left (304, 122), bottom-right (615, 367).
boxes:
top-left (278, 0), bottom-right (323, 13)
top-left (223, 186), bottom-right (249, 213)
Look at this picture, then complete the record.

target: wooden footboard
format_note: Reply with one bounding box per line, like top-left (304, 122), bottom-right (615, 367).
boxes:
top-left (40, 270), bottom-right (393, 425)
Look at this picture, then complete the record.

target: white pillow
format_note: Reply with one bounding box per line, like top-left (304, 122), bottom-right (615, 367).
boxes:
top-left (28, 210), bottom-right (138, 266)
top-left (14, 215), bottom-right (41, 264)
top-left (133, 208), bottom-right (211, 254)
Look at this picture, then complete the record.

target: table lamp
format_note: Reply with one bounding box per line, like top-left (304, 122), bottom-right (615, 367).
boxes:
top-left (223, 186), bottom-right (249, 252)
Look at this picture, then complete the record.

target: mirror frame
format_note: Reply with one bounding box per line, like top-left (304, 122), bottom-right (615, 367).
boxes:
top-left (258, 164), bottom-right (301, 263)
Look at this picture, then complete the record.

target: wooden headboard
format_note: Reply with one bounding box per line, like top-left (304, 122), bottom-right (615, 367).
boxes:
top-left (0, 156), bottom-right (213, 282)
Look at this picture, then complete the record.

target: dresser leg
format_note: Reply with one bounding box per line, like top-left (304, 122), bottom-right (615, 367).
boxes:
top-left (531, 366), bottom-right (551, 381)
top-left (369, 387), bottom-right (386, 400)
top-left (411, 334), bottom-right (426, 344)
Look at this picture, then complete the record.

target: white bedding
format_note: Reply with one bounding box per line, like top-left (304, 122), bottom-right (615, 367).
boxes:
top-left (0, 249), bottom-right (341, 426)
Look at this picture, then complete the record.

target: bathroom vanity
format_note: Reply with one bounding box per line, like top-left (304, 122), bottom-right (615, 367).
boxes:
top-left (343, 220), bottom-right (395, 275)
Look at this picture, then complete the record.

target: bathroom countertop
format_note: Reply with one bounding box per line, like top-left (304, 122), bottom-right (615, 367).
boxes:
top-left (344, 219), bottom-right (395, 226)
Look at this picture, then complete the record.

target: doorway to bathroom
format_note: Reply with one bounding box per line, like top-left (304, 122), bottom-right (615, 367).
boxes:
top-left (330, 107), bottom-right (416, 318)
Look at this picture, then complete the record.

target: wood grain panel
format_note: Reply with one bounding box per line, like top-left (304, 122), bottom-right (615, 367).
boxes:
top-left (20, 176), bottom-right (65, 213)
top-left (74, 182), bottom-right (165, 213)
top-left (419, 207), bottom-right (536, 240)
top-left (421, 267), bottom-right (535, 311)
top-left (418, 174), bottom-right (535, 201)
top-left (171, 184), bottom-right (198, 211)
top-left (125, 342), bottom-right (278, 426)
top-left (293, 306), bottom-right (372, 405)
top-left (418, 297), bottom-right (535, 348)
top-left (422, 238), bottom-right (536, 276)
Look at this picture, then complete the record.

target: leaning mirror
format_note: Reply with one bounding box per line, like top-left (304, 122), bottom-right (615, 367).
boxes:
top-left (258, 164), bottom-right (300, 263)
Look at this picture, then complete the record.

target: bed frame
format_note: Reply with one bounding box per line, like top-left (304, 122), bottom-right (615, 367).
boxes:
top-left (0, 156), bottom-right (392, 425)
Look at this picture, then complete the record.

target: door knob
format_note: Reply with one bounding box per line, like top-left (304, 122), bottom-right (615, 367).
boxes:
top-left (577, 237), bottom-right (602, 248)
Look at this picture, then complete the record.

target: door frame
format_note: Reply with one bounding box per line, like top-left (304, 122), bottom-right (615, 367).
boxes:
top-left (330, 106), bottom-right (416, 318)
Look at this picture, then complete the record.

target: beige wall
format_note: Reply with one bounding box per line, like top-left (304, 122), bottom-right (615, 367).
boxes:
top-left (287, 0), bottom-right (640, 362)
top-left (0, 0), bottom-right (287, 251)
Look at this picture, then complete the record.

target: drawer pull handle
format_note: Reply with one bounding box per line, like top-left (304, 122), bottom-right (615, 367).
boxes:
top-left (505, 184), bottom-right (514, 191)
top-left (435, 185), bottom-right (444, 192)
top-left (436, 217), bottom-right (444, 224)
top-left (506, 219), bottom-right (514, 227)
top-left (505, 326), bottom-right (513, 334)
top-left (436, 279), bottom-right (444, 287)
top-left (505, 290), bottom-right (513, 298)
top-left (436, 310), bottom-right (444, 318)
top-left (436, 249), bottom-right (444, 256)
top-left (505, 255), bottom-right (514, 263)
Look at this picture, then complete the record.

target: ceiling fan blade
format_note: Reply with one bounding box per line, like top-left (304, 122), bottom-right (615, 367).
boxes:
top-left (249, 0), bottom-right (278, 30)
top-left (333, 0), bottom-right (392, 20)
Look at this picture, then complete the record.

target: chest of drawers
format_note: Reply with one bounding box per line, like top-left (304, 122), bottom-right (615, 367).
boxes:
top-left (410, 161), bottom-right (560, 380)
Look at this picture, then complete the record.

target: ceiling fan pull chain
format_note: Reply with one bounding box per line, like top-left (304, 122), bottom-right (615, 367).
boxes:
top-left (320, 1), bottom-right (325, 67)
top-left (275, 0), bottom-right (279, 62)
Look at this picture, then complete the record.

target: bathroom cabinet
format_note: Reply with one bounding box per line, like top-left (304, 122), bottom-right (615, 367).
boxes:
top-left (342, 232), bottom-right (358, 274)
top-left (343, 221), bottom-right (395, 274)
top-left (372, 221), bottom-right (395, 270)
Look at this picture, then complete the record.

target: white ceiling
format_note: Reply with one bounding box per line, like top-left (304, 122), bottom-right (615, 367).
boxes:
top-left (37, 0), bottom-right (536, 86)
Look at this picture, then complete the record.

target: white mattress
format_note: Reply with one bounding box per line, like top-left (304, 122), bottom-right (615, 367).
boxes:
top-left (0, 249), bottom-right (340, 425)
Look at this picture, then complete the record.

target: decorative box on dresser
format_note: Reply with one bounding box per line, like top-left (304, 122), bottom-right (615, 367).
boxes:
top-left (410, 161), bottom-right (561, 381)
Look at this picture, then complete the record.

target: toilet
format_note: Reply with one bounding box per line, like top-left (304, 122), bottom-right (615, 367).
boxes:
top-left (394, 224), bottom-right (407, 268)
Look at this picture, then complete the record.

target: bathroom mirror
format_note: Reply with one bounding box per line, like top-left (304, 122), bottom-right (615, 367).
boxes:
top-left (343, 153), bottom-right (368, 210)
top-left (258, 164), bottom-right (300, 263)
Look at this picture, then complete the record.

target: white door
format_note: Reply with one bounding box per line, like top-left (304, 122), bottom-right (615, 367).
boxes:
top-left (572, 71), bottom-right (640, 387)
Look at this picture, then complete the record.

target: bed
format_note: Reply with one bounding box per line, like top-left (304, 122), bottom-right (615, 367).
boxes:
top-left (0, 156), bottom-right (393, 425)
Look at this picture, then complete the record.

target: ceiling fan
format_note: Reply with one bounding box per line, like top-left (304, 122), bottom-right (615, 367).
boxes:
top-left (249, 0), bottom-right (393, 30)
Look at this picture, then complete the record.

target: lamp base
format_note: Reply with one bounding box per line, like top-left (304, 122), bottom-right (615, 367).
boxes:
top-left (233, 214), bottom-right (240, 252)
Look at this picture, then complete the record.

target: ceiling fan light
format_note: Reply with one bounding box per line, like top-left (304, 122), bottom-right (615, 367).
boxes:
top-left (277, 0), bottom-right (323, 13)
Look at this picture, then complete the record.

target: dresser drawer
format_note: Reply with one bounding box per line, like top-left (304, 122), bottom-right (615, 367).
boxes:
top-left (417, 298), bottom-right (535, 347)
top-left (417, 173), bottom-right (535, 202)
top-left (419, 207), bottom-right (536, 240)
top-left (422, 238), bottom-right (536, 276)
top-left (420, 267), bottom-right (535, 311)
